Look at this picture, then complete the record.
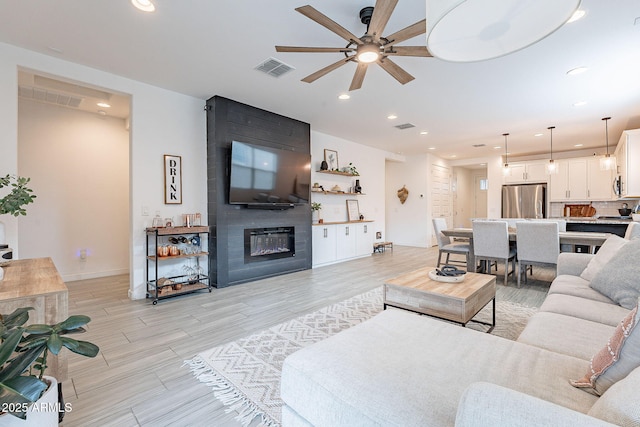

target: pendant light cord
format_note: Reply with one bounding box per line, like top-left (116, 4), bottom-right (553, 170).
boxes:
top-left (503, 133), bottom-right (509, 165)
top-left (548, 126), bottom-right (555, 160)
top-left (602, 117), bottom-right (611, 155)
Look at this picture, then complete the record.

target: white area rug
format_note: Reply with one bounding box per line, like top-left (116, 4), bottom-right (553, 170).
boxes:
top-left (184, 287), bottom-right (537, 426)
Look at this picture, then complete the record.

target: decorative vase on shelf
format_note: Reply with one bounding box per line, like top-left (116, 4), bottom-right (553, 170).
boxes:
top-left (354, 179), bottom-right (362, 194)
top-left (312, 210), bottom-right (320, 224)
top-left (320, 160), bottom-right (328, 171)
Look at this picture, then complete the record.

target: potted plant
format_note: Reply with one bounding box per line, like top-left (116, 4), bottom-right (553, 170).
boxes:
top-left (0, 307), bottom-right (99, 425)
top-left (0, 174), bottom-right (36, 280)
top-left (311, 202), bottom-right (322, 224)
top-left (343, 163), bottom-right (359, 176)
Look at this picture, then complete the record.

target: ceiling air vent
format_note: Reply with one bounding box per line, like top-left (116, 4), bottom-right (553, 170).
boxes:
top-left (255, 57), bottom-right (295, 78)
top-left (18, 85), bottom-right (83, 108)
top-left (472, 144), bottom-right (486, 148)
top-left (395, 123), bottom-right (415, 130)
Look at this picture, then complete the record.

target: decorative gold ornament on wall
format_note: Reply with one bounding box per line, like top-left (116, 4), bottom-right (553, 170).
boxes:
top-left (397, 185), bottom-right (409, 204)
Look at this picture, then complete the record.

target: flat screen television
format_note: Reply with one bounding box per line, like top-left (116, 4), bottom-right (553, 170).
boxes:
top-left (229, 140), bottom-right (311, 207)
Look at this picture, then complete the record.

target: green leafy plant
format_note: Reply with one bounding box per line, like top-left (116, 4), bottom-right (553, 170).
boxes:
top-left (0, 307), bottom-right (99, 420)
top-left (0, 174), bottom-right (37, 216)
top-left (343, 163), bottom-right (359, 176)
top-left (311, 202), bottom-right (322, 211)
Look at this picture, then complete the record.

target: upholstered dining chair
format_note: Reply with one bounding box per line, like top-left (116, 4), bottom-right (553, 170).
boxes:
top-left (516, 221), bottom-right (560, 287)
top-left (432, 217), bottom-right (470, 268)
top-left (472, 220), bottom-right (516, 284)
top-left (624, 222), bottom-right (640, 240)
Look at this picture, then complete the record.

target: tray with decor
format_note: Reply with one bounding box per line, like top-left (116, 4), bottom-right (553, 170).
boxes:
top-left (428, 265), bottom-right (466, 283)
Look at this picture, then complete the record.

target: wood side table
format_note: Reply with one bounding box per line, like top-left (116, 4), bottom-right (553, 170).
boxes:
top-left (384, 266), bottom-right (496, 331)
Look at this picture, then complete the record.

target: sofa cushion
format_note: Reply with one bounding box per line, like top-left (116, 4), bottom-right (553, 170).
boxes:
top-left (571, 299), bottom-right (639, 395)
top-left (589, 239), bottom-right (640, 310)
top-left (587, 365), bottom-right (640, 426)
top-left (517, 312), bottom-right (615, 361)
top-left (539, 293), bottom-right (630, 327)
top-left (548, 275), bottom-right (616, 304)
top-left (580, 235), bottom-right (628, 282)
top-left (281, 309), bottom-right (598, 427)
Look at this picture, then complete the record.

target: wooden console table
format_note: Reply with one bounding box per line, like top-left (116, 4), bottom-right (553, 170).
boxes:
top-left (0, 257), bottom-right (68, 381)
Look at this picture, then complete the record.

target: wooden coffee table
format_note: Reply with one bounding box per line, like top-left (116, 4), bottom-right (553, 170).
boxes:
top-left (383, 266), bottom-right (496, 332)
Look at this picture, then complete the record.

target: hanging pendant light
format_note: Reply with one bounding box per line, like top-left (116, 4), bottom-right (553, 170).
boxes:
top-left (547, 126), bottom-right (558, 174)
top-left (502, 133), bottom-right (510, 176)
top-left (600, 117), bottom-right (616, 171)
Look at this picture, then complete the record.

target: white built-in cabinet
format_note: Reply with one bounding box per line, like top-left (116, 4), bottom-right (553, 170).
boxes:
top-left (549, 157), bottom-right (613, 201)
top-left (503, 161), bottom-right (548, 184)
top-left (312, 221), bottom-right (374, 267)
top-left (615, 129), bottom-right (640, 198)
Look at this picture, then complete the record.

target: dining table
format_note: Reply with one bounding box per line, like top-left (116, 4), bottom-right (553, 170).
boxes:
top-left (441, 228), bottom-right (611, 272)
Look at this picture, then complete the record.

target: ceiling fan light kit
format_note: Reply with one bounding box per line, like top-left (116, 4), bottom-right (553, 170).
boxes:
top-left (275, 0), bottom-right (432, 91)
top-left (426, 0), bottom-right (581, 62)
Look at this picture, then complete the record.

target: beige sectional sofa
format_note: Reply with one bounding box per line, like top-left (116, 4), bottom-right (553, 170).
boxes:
top-left (281, 236), bottom-right (640, 426)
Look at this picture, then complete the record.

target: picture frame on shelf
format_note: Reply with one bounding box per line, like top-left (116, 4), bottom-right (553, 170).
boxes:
top-left (324, 149), bottom-right (339, 170)
top-left (346, 199), bottom-right (360, 221)
top-left (164, 154), bottom-right (182, 204)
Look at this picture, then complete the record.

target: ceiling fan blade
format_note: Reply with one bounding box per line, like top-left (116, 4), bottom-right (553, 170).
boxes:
top-left (384, 46), bottom-right (432, 57)
top-left (349, 62), bottom-right (368, 91)
top-left (301, 57), bottom-right (354, 84)
top-left (276, 46), bottom-right (355, 54)
top-left (367, 0), bottom-right (398, 41)
top-left (384, 19), bottom-right (427, 46)
top-left (296, 5), bottom-right (363, 45)
top-left (377, 58), bottom-right (415, 85)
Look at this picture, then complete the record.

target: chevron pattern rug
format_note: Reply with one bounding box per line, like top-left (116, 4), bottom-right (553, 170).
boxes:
top-left (184, 287), bottom-right (537, 426)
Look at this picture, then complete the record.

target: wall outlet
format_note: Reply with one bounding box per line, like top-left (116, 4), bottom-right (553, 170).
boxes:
top-left (80, 249), bottom-right (87, 260)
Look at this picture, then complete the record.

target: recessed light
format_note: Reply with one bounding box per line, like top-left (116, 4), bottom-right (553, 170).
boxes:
top-left (534, 133), bottom-right (544, 137)
top-left (428, 147), bottom-right (436, 150)
top-left (419, 131), bottom-right (428, 135)
top-left (450, 155), bottom-right (457, 158)
top-left (387, 114), bottom-right (397, 120)
top-left (131, 0), bottom-right (155, 12)
top-left (567, 66), bottom-right (588, 75)
top-left (480, 163), bottom-right (486, 166)
top-left (573, 101), bottom-right (588, 107)
top-left (567, 9), bottom-right (586, 23)
top-left (493, 146), bottom-right (501, 149)
top-left (338, 93), bottom-right (350, 100)
top-left (574, 143), bottom-right (584, 147)
top-left (97, 102), bottom-right (111, 108)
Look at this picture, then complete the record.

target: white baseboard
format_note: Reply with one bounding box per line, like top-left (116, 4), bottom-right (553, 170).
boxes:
top-left (63, 268), bottom-right (129, 283)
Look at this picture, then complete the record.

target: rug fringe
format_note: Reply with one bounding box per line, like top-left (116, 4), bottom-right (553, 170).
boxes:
top-left (183, 356), bottom-right (279, 427)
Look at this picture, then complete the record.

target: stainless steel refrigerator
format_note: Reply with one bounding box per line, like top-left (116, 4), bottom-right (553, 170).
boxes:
top-left (502, 183), bottom-right (546, 219)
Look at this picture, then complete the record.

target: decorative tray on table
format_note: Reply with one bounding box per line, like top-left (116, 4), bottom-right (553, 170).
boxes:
top-left (428, 266), bottom-right (466, 283)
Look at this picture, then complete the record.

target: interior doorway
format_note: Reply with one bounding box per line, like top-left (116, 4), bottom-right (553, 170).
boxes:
top-left (16, 69), bottom-right (131, 281)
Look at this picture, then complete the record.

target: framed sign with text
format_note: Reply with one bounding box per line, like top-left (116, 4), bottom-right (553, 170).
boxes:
top-left (164, 154), bottom-right (182, 204)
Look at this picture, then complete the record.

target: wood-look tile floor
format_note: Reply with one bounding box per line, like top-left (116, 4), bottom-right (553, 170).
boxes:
top-left (60, 245), bottom-right (552, 426)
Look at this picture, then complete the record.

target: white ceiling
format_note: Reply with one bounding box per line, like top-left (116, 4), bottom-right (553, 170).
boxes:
top-left (1, 0), bottom-right (640, 163)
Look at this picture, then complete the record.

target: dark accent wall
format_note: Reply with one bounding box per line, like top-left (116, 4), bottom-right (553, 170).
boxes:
top-left (206, 96), bottom-right (312, 287)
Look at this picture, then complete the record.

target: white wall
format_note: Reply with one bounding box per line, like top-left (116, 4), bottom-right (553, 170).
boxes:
top-left (18, 98), bottom-right (129, 281)
top-left (385, 154), bottom-right (430, 247)
top-left (0, 42), bottom-right (207, 300)
top-left (311, 132), bottom-right (387, 240)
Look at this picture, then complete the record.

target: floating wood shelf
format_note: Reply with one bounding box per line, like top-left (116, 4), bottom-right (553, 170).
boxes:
top-left (311, 190), bottom-right (365, 196)
top-left (316, 170), bottom-right (358, 177)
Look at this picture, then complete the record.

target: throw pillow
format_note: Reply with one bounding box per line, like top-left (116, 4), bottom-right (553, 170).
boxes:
top-left (570, 298), bottom-right (640, 395)
top-left (588, 365), bottom-right (640, 426)
top-left (580, 235), bottom-right (628, 282)
top-left (589, 239), bottom-right (640, 309)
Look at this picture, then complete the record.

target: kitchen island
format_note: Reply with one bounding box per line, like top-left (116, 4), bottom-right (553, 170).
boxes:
top-left (557, 216), bottom-right (632, 238)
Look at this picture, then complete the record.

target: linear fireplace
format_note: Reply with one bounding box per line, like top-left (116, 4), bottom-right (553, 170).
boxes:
top-left (244, 227), bottom-right (295, 263)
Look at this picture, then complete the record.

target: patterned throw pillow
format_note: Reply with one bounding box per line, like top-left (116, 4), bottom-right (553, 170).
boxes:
top-left (570, 299), bottom-right (640, 395)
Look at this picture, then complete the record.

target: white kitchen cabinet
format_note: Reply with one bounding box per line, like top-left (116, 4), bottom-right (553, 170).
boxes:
top-left (549, 158), bottom-right (587, 201)
top-left (548, 157), bottom-right (612, 201)
top-left (615, 129), bottom-right (640, 198)
top-left (312, 221), bottom-right (374, 267)
top-left (587, 157), bottom-right (613, 200)
top-left (504, 161), bottom-right (548, 184)
top-left (312, 225), bottom-right (336, 266)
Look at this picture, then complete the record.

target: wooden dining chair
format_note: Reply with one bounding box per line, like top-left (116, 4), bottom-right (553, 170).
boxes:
top-left (432, 218), bottom-right (469, 268)
top-left (516, 221), bottom-right (560, 287)
top-left (472, 220), bottom-right (516, 284)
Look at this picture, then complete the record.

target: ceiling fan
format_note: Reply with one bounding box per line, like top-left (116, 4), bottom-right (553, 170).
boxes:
top-left (275, 0), bottom-right (431, 91)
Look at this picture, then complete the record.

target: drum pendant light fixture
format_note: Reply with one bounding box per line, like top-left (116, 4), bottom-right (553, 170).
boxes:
top-left (600, 117), bottom-right (615, 171)
top-left (426, 0), bottom-right (582, 62)
top-left (547, 126), bottom-right (558, 174)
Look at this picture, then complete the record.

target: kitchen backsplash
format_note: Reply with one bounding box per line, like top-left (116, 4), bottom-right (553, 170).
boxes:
top-left (550, 199), bottom-right (640, 218)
